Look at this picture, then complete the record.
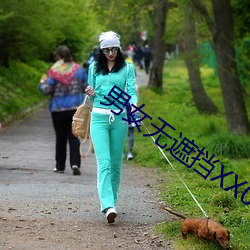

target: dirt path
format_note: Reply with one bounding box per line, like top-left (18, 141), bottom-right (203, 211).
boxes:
top-left (0, 71), bottom-right (174, 250)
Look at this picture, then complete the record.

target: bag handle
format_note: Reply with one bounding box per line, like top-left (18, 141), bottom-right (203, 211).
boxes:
top-left (79, 137), bottom-right (93, 158)
top-left (83, 94), bottom-right (88, 105)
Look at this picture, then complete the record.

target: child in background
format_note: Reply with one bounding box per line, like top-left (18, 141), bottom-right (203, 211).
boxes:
top-left (123, 52), bottom-right (138, 160)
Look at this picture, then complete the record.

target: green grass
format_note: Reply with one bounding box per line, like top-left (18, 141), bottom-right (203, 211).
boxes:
top-left (208, 134), bottom-right (250, 158)
top-left (128, 58), bottom-right (250, 250)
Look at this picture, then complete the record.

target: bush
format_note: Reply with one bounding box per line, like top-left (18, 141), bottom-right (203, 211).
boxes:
top-left (0, 60), bottom-right (48, 122)
top-left (208, 134), bottom-right (250, 159)
top-left (210, 191), bottom-right (238, 209)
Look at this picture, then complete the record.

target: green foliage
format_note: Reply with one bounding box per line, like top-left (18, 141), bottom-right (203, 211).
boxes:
top-left (236, 37), bottom-right (250, 95)
top-left (165, 0), bottom-right (213, 45)
top-left (232, 0), bottom-right (250, 39)
top-left (92, 0), bottom-right (155, 45)
top-left (0, 60), bottom-right (48, 122)
top-left (155, 221), bottom-right (181, 240)
top-left (165, 2), bottom-right (184, 44)
top-left (0, 0), bottom-right (100, 66)
top-left (208, 134), bottom-right (250, 159)
top-left (210, 191), bottom-right (238, 209)
top-left (201, 121), bottom-right (217, 136)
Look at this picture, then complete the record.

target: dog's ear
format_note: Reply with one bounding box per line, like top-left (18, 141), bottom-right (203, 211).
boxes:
top-left (227, 230), bottom-right (230, 241)
top-left (213, 231), bottom-right (217, 240)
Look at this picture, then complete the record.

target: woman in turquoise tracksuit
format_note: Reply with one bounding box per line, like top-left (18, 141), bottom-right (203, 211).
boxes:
top-left (86, 31), bottom-right (138, 223)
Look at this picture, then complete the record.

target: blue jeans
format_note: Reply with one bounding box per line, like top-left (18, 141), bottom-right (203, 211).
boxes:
top-left (90, 111), bottom-right (128, 212)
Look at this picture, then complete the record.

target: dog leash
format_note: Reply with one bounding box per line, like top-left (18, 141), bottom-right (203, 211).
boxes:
top-left (142, 121), bottom-right (209, 218)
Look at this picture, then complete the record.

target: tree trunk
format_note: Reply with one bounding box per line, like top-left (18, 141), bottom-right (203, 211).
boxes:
top-left (184, 4), bottom-right (218, 114)
top-left (212, 0), bottom-right (250, 134)
top-left (147, 0), bottom-right (168, 89)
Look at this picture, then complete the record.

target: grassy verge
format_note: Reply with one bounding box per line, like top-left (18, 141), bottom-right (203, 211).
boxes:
top-left (0, 60), bottom-right (50, 125)
top-left (128, 58), bottom-right (250, 250)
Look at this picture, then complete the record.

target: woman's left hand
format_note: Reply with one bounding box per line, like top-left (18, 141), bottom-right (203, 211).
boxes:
top-left (85, 86), bottom-right (96, 97)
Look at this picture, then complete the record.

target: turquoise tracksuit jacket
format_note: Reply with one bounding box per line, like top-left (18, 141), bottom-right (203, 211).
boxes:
top-left (87, 62), bottom-right (138, 109)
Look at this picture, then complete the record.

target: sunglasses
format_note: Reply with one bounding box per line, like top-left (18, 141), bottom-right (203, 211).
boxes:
top-left (102, 47), bottom-right (119, 55)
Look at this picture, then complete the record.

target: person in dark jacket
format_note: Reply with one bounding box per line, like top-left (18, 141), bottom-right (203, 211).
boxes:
top-left (143, 44), bottom-right (152, 74)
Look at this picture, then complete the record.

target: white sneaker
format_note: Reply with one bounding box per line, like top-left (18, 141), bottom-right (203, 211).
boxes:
top-left (53, 168), bottom-right (64, 173)
top-left (72, 165), bottom-right (81, 175)
top-left (105, 207), bottom-right (117, 223)
top-left (127, 152), bottom-right (133, 160)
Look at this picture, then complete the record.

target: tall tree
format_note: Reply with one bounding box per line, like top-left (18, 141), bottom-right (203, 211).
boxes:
top-left (148, 0), bottom-right (176, 89)
top-left (191, 0), bottom-right (250, 134)
top-left (184, 1), bottom-right (218, 114)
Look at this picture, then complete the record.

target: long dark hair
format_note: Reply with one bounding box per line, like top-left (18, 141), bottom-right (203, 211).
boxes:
top-left (95, 48), bottom-right (126, 75)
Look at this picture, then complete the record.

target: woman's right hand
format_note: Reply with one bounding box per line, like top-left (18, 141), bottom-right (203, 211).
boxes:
top-left (85, 86), bottom-right (95, 97)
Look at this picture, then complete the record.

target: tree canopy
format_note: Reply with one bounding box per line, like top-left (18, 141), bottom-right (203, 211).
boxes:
top-left (0, 0), bottom-right (99, 66)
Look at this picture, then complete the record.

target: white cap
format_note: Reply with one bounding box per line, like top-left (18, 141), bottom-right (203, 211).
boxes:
top-left (99, 31), bottom-right (121, 49)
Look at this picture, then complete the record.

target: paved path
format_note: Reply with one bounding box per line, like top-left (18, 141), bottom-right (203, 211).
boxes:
top-left (0, 107), bottom-right (164, 224)
top-left (0, 71), bottom-right (174, 249)
top-left (0, 68), bottom-right (152, 224)
top-left (135, 68), bottom-right (149, 87)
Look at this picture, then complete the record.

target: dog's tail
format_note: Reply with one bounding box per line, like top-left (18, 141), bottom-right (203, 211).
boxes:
top-left (161, 206), bottom-right (187, 220)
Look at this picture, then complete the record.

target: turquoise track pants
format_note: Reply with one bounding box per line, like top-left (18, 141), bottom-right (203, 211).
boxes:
top-left (90, 111), bottom-right (128, 212)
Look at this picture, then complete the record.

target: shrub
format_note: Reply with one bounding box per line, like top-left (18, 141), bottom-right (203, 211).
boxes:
top-left (210, 191), bottom-right (238, 209)
top-left (208, 134), bottom-right (250, 159)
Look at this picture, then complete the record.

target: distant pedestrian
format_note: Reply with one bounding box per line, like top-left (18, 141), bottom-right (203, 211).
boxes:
top-left (85, 31), bottom-right (138, 223)
top-left (39, 45), bottom-right (88, 175)
top-left (143, 44), bottom-right (152, 74)
top-left (86, 46), bottom-right (99, 71)
top-left (134, 45), bottom-right (144, 69)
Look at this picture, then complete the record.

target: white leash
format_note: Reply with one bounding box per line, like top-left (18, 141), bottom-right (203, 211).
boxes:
top-left (142, 121), bottom-right (209, 218)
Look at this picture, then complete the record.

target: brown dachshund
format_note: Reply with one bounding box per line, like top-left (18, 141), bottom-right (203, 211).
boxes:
top-left (162, 207), bottom-right (231, 249)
